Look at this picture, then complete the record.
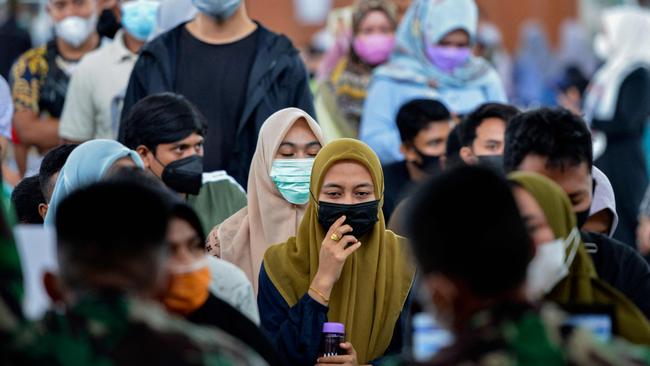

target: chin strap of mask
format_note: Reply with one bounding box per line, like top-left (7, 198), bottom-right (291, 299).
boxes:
top-left (564, 227), bottom-right (581, 268)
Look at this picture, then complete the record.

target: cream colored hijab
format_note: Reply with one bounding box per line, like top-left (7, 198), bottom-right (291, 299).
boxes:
top-left (216, 108), bottom-right (324, 291)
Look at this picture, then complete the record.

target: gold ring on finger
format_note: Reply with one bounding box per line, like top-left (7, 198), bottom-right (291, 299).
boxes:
top-left (331, 233), bottom-right (340, 242)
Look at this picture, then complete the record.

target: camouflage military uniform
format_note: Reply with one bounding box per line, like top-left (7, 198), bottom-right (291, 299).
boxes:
top-left (0, 226), bottom-right (267, 365)
top-left (386, 302), bottom-right (650, 366)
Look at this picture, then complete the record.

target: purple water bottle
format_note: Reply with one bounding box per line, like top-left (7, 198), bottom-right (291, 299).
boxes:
top-left (320, 322), bottom-right (346, 357)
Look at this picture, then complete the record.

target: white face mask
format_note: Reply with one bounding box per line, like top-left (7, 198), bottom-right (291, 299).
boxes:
top-left (55, 14), bottom-right (98, 48)
top-left (525, 227), bottom-right (581, 301)
top-left (593, 33), bottom-right (611, 61)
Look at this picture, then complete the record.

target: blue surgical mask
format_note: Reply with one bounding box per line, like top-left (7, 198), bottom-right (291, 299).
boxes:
top-left (121, 0), bottom-right (160, 41)
top-left (270, 159), bottom-right (314, 205)
top-left (192, 0), bottom-right (241, 21)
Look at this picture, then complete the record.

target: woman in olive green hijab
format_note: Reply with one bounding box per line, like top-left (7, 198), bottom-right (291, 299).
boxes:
top-left (259, 138), bottom-right (416, 365)
top-left (508, 171), bottom-right (650, 345)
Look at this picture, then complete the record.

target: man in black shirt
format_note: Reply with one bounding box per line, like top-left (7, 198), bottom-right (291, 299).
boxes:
top-left (382, 99), bottom-right (453, 221)
top-left (120, 0), bottom-right (315, 186)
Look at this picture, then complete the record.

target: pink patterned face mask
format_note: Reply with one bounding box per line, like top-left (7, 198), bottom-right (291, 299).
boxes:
top-left (353, 34), bottom-right (396, 65)
top-left (425, 45), bottom-right (471, 73)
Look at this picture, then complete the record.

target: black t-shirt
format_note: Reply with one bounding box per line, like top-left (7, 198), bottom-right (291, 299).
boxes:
top-left (583, 230), bottom-right (650, 318)
top-left (175, 27), bottom-right (259, 171)
top-left (382, 160), bottom-right (415, 221)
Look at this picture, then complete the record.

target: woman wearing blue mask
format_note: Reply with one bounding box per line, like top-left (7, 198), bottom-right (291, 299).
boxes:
top-left (206, 108), bottom-right (324, 292)
top-left (359, 0), bottom-right (506, 165)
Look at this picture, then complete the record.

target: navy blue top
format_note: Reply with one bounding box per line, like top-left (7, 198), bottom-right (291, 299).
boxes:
top-left (258, 264), bottom-right (411, 366)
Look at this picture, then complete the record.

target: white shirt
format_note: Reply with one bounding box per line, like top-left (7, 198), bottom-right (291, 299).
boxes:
top-left (59, 30), bottom-right (138, 141)
top-left (207, 256), bottom-right (260, 325)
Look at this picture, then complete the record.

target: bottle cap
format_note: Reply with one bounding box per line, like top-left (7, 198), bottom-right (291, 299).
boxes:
top-left (322, 322), bottom-right (345, 334)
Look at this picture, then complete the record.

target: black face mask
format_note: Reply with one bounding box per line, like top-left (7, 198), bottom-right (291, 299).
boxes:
top-left (161, 155), bottom-right (203, 195)
top-left (477, 155), bottom-right (505, 174)
top-left (576, 178), bottom-right (597, 229)
top-left (317, 200), bottom-right (380, 239)
top-left (575, 208), bottom-right (590, 229)
top-left (96, 9), bottom-right (120, 39)
top-left (412, 147), bottom-right (443, 175)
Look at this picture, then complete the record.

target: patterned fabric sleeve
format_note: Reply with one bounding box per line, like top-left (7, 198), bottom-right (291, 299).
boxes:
top-left (10, 46), bottom-right (48, 115)
top-left (206, 225), bottom-right (222, 257)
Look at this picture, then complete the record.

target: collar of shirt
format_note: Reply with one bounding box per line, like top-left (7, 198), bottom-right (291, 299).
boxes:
top-left (111, 29), bottom-right (138, 64)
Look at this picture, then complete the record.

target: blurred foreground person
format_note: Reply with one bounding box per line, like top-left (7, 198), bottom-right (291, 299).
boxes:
top-left (509, 172), bottom-right (650, 344)
top-left (166, 202), bottom-right (283, 365)
top-left (1, 181), bottom-right (267, 365)
top-left (392, 166), bottom-right (650, 365)
top-left (505, 108), bottom-right (650, 318)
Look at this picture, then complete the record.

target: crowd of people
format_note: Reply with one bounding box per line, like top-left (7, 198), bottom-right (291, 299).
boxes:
top-left (3, 0), bottom-right (650, 365)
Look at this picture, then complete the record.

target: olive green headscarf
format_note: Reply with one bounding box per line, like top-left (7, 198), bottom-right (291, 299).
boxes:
top-left (509, 172), bottom-right (650, 344)
top-left (263, 139), bottom-right (416, 363)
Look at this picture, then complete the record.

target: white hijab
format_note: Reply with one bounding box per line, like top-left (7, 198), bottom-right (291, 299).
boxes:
top-left (590, 166), bottom-right (619, 237)
top-left (584, 6), bottom-right (650, 123)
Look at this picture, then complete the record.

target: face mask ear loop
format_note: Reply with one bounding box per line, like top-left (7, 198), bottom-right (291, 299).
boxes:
top-left (148, 147), bottom-right (167, 169)
top-left (564, 228), bottom-right (581, 268)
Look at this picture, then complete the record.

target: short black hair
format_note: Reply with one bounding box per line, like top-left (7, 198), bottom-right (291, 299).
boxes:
top-left (407, 166), bottom-right (532, 296)
top-left (504, 107), bottom-right (592, 173)
top-left (396, 99), bottom-right (451, 144)
top-left (39, 144), bottom-right (77, 202)
top-left (56, 181), bottom-right (174, 291)
top-left (460, 103), bottom-right (520, 147)
top-left (11, 175), bottom-right (45, 224)
top-left (444, 125), bottom-right (464, 169)
top-left (122, 93), bottom-right (207, 152)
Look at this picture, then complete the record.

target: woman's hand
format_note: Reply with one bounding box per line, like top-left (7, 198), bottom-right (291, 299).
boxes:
top-left (309, 216), bottom-right (362, 305)
top-left (315, 342), bottom-right (363, 366)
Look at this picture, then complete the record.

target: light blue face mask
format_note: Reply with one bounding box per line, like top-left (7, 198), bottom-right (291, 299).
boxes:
top-left (192, 0), bottom-right (241, 21)
top-left (270, 159), bottom-right (314, 205)
top-left (121, 0), bottom-right (160, 41)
